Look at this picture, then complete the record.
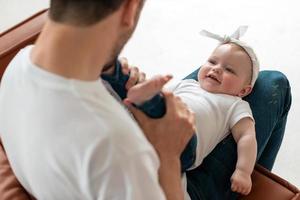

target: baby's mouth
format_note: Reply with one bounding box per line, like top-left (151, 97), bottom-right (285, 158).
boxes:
top-left (206, 74), bottom-right (221, 83)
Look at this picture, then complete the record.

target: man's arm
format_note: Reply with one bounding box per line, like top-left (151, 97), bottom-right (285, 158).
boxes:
top-left (126, 91), bottom-right (195, 200)
top-left (231, 117), bottom-right (257, 195)
top-left (158, 155), bottom-right (184, 200)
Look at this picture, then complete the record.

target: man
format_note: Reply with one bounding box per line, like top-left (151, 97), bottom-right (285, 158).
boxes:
top-left (0, 0), bottom-right (195, 199)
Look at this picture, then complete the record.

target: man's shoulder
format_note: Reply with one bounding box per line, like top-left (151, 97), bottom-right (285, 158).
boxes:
top-left (0, 45), bottom-right (32, 83)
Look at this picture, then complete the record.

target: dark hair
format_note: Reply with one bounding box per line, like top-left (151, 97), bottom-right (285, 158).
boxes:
top-left (49, 0), bottom-right (125, 26)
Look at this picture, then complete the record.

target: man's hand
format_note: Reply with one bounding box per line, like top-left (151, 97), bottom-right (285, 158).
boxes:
top-left (125, 91), bottom-right (195, 200)
top-left (125, 91), bottom-right (195, 159)
top-left (101, 57), bottom-right (146, 89)
top-left (119, 57), bottom-right (146, 90)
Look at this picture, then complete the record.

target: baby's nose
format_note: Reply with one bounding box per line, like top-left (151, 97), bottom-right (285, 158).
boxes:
top-left (212, 66), bottom-right (222, 73)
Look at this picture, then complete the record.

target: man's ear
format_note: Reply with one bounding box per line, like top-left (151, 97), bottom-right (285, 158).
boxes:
top-left (238, 85), bottom-right (253, 98)
top-left (121, 0), bottom-right (141, 28)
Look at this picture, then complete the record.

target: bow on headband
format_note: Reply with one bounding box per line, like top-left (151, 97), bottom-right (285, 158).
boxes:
top-left (200, 26), bottom-right (248, 43)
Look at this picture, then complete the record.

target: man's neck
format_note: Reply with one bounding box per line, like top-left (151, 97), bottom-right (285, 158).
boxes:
top-left (30, 19), bottom-right (116, 81)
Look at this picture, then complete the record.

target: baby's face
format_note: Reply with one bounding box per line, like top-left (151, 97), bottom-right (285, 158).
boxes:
top-left (198, 43), bottom-right (252, 97)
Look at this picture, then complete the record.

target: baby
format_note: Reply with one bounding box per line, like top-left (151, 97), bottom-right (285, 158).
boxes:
top-left (102, 26), bottom-right (258, 195)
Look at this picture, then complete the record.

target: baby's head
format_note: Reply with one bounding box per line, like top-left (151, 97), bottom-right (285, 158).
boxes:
top-left (198, 27), bottom-right (259, 97)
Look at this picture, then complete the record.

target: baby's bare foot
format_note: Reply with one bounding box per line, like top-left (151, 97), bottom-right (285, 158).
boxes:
top-left (125, 74), bottom-right (173, 105)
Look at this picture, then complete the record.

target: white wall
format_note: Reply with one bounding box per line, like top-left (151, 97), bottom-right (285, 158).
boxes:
top-left (0, 0), bottom-right (49, 31)
top-left (1, 0), bottom-right (299, 187)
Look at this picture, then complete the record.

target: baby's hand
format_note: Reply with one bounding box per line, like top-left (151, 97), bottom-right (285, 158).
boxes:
top-left (230, 168), bottom-right (252, 195)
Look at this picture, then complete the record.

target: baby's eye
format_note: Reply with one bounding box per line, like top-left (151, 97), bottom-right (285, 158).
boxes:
top-left (208, 59), bottom-right (216, 65)
top-left (225, 67), bottom-right (234, 73)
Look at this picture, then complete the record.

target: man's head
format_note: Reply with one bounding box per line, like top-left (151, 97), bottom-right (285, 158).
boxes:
top-left (198, 43), bottom-right (253, 97)
top-left (49, 0), bottom-right (145, 71)
top-left (49, 0), bottom-right (126, 26)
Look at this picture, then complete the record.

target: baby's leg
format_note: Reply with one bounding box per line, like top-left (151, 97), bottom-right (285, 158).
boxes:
top-left (101, 60), bottom-right (197, 171)
top-left (101, 60), bottom-right (130, 100)
top-left (101, 60), bottom-right (168, 117)
top-left (101, 59), bottom-right (172, 118)
top-left (101, 60), bottom-right (166, 102)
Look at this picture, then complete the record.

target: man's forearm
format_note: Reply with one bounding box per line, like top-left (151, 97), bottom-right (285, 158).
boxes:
top-left (159, 156), bottom-right (184, 200)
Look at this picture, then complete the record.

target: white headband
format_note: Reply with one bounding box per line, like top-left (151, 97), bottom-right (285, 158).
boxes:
top-left (200, 26), bottom-right (260, 87)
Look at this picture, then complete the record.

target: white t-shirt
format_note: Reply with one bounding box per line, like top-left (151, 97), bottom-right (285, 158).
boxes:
top-left (167, 79), bottom-right (253, 169)
top-left (0, 46), bottom-right (166, 200)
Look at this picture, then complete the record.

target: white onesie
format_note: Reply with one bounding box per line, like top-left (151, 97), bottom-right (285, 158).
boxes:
top-left (167, 79), bottom-right (253, 169)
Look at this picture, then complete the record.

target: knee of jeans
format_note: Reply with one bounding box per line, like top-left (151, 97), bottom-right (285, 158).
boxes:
top-left (264, 70), bottom-right (291, 112)
top-left (268, 71), bottom-right (289, 86)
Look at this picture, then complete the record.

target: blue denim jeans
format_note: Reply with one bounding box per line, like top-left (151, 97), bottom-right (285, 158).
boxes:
top-left (184, 69), bottom-right (292, 200)
top-left (101, 60), bottom-right (197, 172)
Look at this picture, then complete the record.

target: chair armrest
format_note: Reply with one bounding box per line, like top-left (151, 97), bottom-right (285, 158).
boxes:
top-left (239, 164), bottom-right (299, 200)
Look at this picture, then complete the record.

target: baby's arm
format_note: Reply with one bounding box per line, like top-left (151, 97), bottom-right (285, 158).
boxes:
top-left (231, 117), bottom-right (257, 195)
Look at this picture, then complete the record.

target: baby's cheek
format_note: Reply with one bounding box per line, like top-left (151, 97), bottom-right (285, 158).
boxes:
top-left (198, 68), bottom-right (207, 80)
top-left (222, 81), bottom-right (238, 94)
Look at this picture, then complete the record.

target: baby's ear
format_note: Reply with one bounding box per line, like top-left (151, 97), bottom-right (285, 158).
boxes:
top-left (237, 85), bottom-right (252, 98)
